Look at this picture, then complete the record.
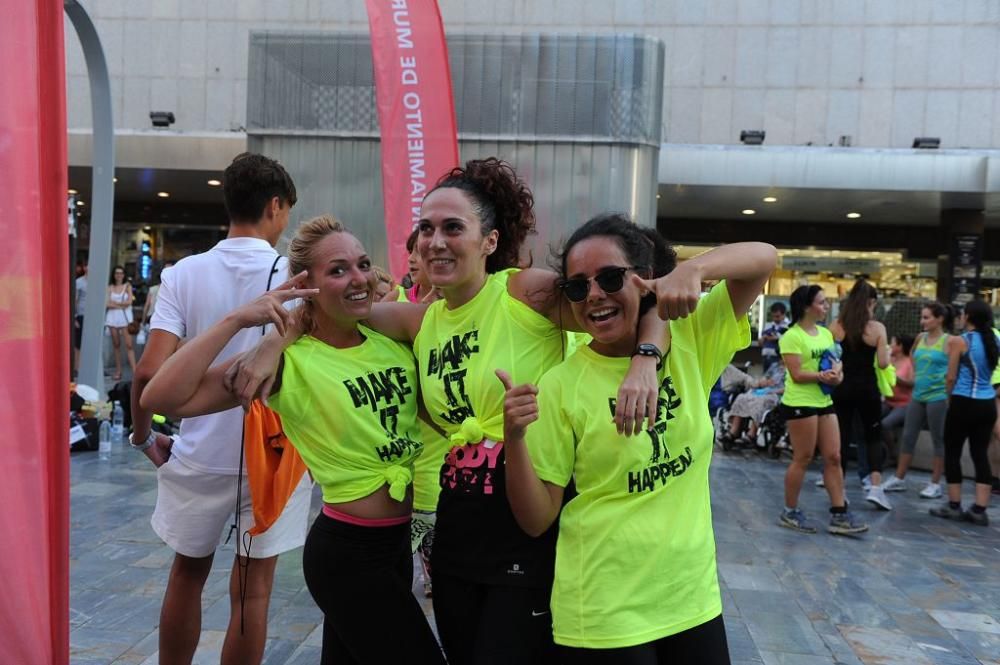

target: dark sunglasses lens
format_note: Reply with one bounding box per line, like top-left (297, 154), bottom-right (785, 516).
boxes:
top-left (563, 279), bottom-right (589, 302)
top-left (594, 270), bottom-right (626, 294)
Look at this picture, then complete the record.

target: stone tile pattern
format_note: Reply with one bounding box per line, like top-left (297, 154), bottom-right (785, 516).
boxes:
top-left (70, 446), bottom-right (1000, 664)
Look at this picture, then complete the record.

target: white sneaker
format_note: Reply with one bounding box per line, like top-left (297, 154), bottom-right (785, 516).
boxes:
top-left (866, 485), bottom-right (892, 511)
top-left (861, 475), bottom-right (872, 492)
top-left (881, 475), bottom-right (907, 492)
top-left (919, 483), bottom-right (943, 499)
top-left (815, 476), bottom-right (826, 488)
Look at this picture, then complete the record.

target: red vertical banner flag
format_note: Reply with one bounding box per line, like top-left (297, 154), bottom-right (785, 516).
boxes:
top-left (0, 0), bottom-right (70, 663)
top-left (365, 0), bottom-right (459, 278)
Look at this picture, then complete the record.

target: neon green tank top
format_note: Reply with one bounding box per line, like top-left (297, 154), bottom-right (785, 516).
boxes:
top-left (267, 327), bottom-right (422, 505)
top-left (413, 269), bottom-right (565, 443)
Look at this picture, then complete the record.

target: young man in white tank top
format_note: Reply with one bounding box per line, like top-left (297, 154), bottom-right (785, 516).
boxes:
top-left (130, 154), bottom-right (312, 665)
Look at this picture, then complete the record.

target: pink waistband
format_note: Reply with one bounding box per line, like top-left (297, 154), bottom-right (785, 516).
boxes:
top-left (322, 505), bottom-right (411, 527)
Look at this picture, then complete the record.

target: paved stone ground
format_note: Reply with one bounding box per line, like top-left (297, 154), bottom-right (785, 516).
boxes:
top-left (69, 446), bottom-right (1000, 664)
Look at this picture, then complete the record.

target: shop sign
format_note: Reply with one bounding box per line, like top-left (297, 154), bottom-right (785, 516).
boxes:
top-left (780, 256), bottom-right (881, 274)
top-left (949, 234), bottom-right (982, 305)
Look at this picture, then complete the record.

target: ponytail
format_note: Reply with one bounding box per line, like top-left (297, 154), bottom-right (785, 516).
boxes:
top-left (789, 285), bottom-right (822, 324)
top-left (964, 299), bottom-right (999, 371)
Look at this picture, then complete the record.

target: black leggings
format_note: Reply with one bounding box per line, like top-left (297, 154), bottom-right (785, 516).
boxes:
top-left (301, 513), bottom-right (445, 665)
top-left (834, 393), bottom-right (885, 476)
top-left (559, 615), bottom-right (730, 665)
top-left (944, 395), bottom-right (997, 485)
top-left (432, 572), bottom-right (555, 665)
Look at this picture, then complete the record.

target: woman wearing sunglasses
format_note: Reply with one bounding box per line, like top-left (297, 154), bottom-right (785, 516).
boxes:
top-left (500, 213), bottom-right (775, 664)
top-left (227, 159), bottom-right (666, 664)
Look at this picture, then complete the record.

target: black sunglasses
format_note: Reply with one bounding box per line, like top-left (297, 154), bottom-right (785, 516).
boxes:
top-left (559, 266), bottom-right (644, 303)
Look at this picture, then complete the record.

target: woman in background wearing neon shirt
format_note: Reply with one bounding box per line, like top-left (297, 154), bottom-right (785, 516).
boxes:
top-left (142, 215), bottom-right (445, 664)
top-left (778, 285), bottom-right (868, 535)
top-left (882, 303), bottom-right (952, 497)
top-left (500, 214), bottom-right (775, 663)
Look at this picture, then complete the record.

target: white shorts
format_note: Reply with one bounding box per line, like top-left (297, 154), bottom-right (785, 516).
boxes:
top-left (151, 455), bottom-right (313, 559)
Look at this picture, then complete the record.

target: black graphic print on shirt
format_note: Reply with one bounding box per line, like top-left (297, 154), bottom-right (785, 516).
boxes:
top-left (343, 366), bottom-right (422, 462)
top-left (426, 328), bottom-right (479, 426)
top-left (608, 375), bottom-right (692, 494)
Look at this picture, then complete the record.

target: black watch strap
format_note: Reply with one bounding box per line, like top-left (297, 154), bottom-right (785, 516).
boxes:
top-left (633, 343), bottom-right (663, 369)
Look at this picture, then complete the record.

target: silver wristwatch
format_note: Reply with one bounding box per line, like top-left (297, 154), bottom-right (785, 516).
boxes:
top-left (128, 430), bottom-right (156, 451)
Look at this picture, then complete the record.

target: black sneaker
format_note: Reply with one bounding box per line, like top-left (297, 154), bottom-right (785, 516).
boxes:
top-left (929, 503), bottom-right (965, 521)
top-left (963, 509), bottom-right (989, 527)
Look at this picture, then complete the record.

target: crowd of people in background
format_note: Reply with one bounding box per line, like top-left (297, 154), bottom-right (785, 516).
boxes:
top-left (767, 282), bottom-right (1000, 536)
top-left (69, 149), bottom-right (1000, 665)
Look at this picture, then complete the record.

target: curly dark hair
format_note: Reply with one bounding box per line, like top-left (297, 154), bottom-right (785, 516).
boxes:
top-left (431, 158), bottom-right (536, 272)
top-left (555, 212), bottom-right (676, 317)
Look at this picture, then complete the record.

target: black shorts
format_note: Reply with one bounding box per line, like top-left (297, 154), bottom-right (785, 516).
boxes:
top-left (779, 403), bottom-right (835, 420)
top-left (74, 316), bottom-right (84, 349)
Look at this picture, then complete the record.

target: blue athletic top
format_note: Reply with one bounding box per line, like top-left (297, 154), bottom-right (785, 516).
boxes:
top-left (953, 331), bottom-right (997, 400)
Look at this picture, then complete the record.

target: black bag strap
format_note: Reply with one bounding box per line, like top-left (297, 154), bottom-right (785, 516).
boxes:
top-left (230, 252), bottom-right (284, 634)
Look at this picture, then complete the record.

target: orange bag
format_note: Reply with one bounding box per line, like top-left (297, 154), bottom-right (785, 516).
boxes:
top-left (243, 400), bottom-right (308, 536)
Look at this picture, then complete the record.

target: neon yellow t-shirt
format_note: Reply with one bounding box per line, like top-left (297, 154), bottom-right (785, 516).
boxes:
top-left (779, 324), bottom-right (835, 408)
top-left (390, 283), bottom-right (447, 510)
top-left (413, 419), bottom-right (449, 511)
top-left (525, 282), bottom-right (750, 648)
top-left (413, 268), bottom-right (566, 586)
top-left (268, 327), bottom-right (423, 505)
top-left (565, 331), bottom-right (593, 356)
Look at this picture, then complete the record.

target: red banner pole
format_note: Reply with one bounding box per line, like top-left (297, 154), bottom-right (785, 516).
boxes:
top-left (0, 0), bottom-right (70, 662)
top-left (364, 0), bottom-right (459, 278)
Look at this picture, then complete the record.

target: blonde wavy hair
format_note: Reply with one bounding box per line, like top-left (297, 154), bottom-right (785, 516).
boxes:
top-left (287, 214), bottom-right (348, 333)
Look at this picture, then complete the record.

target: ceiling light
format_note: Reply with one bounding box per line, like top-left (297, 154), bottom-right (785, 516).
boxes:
top-left (207, 179), bottom-right (222, 187)
top-left (655, 194), bottom-right (661, 199)
top-left (157, 191), bottom-right (170, 198)
top-left (76, 201), bottom-right (85, 206)
top-left (741, 209), bottom-right (756, 215)
top-left (762, 196), bottom-right (777, 203)
top-left (113, 177), bottom-right (118, 183)
top-left (846, 212), bottom-right (861, 219)
top-left (68, 188), bottom-right (78, 195)
top-left (143, 226), bottom-right (152, 231)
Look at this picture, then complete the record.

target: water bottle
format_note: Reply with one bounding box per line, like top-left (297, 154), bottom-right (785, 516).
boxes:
top-left (111, 401), bottom-right (124, 447)
top-left (99, 421), bottom-right (112, 461)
